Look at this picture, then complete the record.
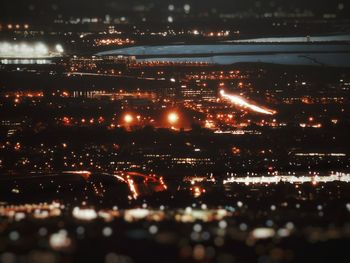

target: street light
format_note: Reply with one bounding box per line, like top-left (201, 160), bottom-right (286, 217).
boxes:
top-left (124, 114), bottom-right (133, 124)
top-left (167, 112), bottom-right (179, 125)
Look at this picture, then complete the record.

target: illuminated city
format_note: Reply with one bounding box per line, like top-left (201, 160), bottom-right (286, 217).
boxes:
top-left (1, 0), bottom-right (350, 262)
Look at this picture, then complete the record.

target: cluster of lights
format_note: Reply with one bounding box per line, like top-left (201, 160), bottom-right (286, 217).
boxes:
top-left (60, 111), bottom-right (180, 129)
top-left (95, 38), bottom-right (134, 46)
top-left (0, 202), bottom-right (62, 220)
top-left (113, 171), bottom-right (168, 199)
top-left (223, 172), bottom-right (350, 185)
top-left (0, 42), bottom-right (64, 58)
top-left (4, 24), bottom-right (29, 30)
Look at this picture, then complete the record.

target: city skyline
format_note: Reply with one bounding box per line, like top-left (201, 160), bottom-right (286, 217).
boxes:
top-left (1, 1), bottom-right (350, 263)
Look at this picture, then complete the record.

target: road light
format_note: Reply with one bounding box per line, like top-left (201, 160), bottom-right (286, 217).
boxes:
top-left (124, 114), bottom-right (133, 124)
top-left (167, 112), bottom-right (179, 125)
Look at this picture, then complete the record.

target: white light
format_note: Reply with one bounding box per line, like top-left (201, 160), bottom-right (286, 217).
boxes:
top-left (168, 4), bottom-right (175, 11)
top-left (193, 224), bottom-right (202, 232)
top-left (55, 44), bottom-right (64, 53)
top-left (34, 43), bottom-right (48, 55)
top-left (251, 228), bottom-right (275, 239)
top-left (149, 225), bottom-right (158, 234)
top-left (124, 208), bottom-right (150, 221)
top-left (223, 172), bottom-right (350, 185)
top-left (167, 16), bottom-right (174, 23)
top-left (49, 230), bottom-right (71, 250)
top-left (277, 228), bottom-right (290, 237)
top-left (9, 231), bottom-right (20, 241)
top-left (0, 42), bottom-right (50, 58)
top-left (220, 90), bottom-right (276, 115)
top-left (346, 203), bottom-right (350, 212)
top-left (218, 220), bottom-right (227, 229)
top-left (184, 4), bottom-right (191, 13)
top-left (102, 227), bottom-right (113, 237)
top-left (72, 207), bottom-right (97, 221)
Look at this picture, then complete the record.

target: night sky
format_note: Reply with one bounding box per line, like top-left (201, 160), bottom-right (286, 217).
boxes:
top-left (1, 0), bottom-right (349, 23)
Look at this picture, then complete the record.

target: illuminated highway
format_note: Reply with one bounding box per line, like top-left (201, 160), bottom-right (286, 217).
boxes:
top-left (220, 89), bottom-right (276, 115)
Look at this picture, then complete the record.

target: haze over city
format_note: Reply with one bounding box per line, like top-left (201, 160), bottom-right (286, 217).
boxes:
top-left (0, 1), bottom-right (350, 263)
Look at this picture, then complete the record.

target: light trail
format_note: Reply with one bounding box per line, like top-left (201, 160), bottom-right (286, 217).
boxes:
top-left (127, 177), bottom-right (139, 199)
top-left (63, 170), bottom-right (91, 179)
top-left (113, 171), bottom-right (168, 199)
top-left (220, 90), bottom-right (276, 115)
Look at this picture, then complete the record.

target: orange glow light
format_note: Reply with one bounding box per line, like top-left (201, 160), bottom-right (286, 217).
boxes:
top-left (167, 112), bottom-right (179, 124)
top-left (124, 114), bottom-right (133, 124)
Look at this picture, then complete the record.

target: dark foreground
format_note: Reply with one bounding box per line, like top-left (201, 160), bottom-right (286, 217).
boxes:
top-left (1, 174), bottom-right (350, 263)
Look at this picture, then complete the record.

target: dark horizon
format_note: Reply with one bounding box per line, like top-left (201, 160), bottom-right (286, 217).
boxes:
top-left (1, 0), bottom-right (349, 22)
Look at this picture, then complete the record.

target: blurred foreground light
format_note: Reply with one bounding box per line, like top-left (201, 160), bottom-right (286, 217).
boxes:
top-left (72, 207), bottom-right (97, 221)
top-left (0, 253), bottom-right (16, 263)
top-left (49, 230), bottom-right (72, 250)
top-left (168, 4), bottom-right (175, 11)
top-left (149, 225), bottom-right (158, 234)
top-left (124, 208), bottom-right (150, 221)
top-left (167, 16), bottom-right (174, 23)
top-left (251, 228), bottom-right (275, 239)
top-left (102, 227), bottom-right (113, 237)
top-left (346, 203), bottom-right (350, 212)
top-left (9, 231), bottom-right (20, 241)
